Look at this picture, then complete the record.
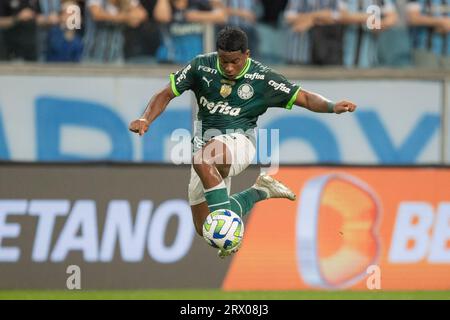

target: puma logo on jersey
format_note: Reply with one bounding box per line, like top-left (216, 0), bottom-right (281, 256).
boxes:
top-left (268, 80), bottom-right (291, 94)
top-left (202, 76), bottom-right (213, 87)
top-left (199, 96), bottom-right (241, 116)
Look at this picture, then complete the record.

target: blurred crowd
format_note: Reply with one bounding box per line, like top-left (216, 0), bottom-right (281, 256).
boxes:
top-left (0, 0), bottom-right (449, 68)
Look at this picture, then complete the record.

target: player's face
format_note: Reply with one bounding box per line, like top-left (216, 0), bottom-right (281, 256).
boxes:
top-left (217, 49), bottom-right (250, 80)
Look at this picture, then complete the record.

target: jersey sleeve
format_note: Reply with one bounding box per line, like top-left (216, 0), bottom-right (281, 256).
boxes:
top-left (264, 70), bottom-right (301, 110)
top-left (169, 58), bottom-right (199, 96)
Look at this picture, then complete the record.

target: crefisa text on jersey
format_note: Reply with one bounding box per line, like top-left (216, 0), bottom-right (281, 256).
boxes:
top-left (268, 80), bottom-right (291, 93)
top-left (244, 72), bottom-right (265, 80)
top-left (199, 96), bottom-right (241, 116)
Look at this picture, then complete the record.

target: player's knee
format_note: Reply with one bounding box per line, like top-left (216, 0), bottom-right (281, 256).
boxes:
top-left (192, 156), bottom-right (229, 179)
top-left (192, 160), bottom-right (204, 177)
top-left (216, 163), bottom-right (231, 178)
top-left (192, 152), bottom-right (213, 175)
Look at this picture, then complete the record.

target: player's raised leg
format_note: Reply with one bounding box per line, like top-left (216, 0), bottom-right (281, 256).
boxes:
top-left (190, 138), bottom-right (233, 235)
top-left (188, 132), bottom-right (297, 258)
top-left (216, 173), bottom-right (296, 259)
top-left (189, 133), bottom-right (297, 236)
top-left (230, 172), bottom-right (296, 217)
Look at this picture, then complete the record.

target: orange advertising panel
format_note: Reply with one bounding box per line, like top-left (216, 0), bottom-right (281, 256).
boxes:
top-left (223, 167), bottom-right (450, 291)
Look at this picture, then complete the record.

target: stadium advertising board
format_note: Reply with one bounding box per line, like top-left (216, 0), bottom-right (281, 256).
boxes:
top-left (224, 167), bottom-right (450, 291)
top-left (0, 75), bottom-right (191, 163)
top-left (447, 81), bottom-right (450, 163)
top-left (0, 76), bottom-right (443, 164)
top-left (0, 164), bottom-right (258, 289)
top-left (260, 80), bottom-right (442, 164)
top-left (1, 164), bottom-right (449, 291)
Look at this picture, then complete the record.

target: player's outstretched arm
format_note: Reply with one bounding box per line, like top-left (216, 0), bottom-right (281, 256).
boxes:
top-left (129, 84), bottom-right (175, 136)
top-left (295, 89), bottom-right (357, 114)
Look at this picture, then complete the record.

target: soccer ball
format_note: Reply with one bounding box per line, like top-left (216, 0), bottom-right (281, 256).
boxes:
top-left (202, 209), bottom-right (244, 251)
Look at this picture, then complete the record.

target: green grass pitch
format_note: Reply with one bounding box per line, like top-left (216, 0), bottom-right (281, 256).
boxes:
top-left (0, 290), bottom-right (448, 300)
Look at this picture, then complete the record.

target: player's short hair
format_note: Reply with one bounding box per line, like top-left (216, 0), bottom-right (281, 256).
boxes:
top-left (216, 26), bottom-right (248, 53)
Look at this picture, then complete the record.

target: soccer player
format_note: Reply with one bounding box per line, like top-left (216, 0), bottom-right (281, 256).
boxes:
top-left (129, 26), bottom-right (356, 258)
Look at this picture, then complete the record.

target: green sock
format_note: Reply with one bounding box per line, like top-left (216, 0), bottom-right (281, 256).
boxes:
top-left (204, 181), bottom-right (231, 212)
top-left (230, 188), bottom-right (267, 217)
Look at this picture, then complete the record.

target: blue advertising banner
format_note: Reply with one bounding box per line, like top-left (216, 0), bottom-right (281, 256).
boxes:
top-left (0, 75), bottom-right (443, 164)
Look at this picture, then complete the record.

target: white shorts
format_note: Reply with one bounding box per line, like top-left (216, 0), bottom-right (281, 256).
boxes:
top-left (188, 132), bottom-right (256, 206)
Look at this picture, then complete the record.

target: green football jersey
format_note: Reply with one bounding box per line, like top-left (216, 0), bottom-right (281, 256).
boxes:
top-left (169, 52), bottom-right (301, 144)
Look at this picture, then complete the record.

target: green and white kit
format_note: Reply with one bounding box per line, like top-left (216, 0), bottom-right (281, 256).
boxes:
top-left (169, 52), bottom-right (300, 205)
